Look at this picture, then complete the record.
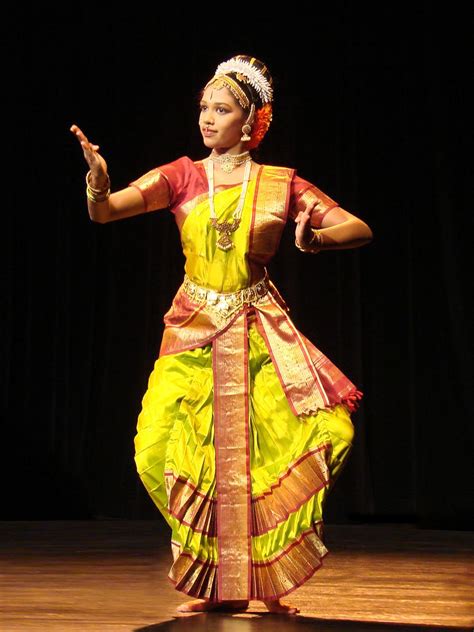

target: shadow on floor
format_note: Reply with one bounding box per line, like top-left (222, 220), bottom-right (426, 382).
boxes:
top-left (134, 611), bottom-right (471, 632)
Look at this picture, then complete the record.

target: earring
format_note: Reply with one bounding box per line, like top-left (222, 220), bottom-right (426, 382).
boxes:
top-left (241, 124), bottom-right (252, 141)
top-left (240, 103), bottom-right (255, 142)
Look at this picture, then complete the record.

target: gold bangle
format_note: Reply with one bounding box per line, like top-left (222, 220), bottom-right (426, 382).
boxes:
top-left (295, 229), bottom-right (323, 253)
top-left (86, 170), bottom-right (110, 202)
top-left (310, 228), bottom-right (323, 251)
top-left (87, 186), bottom-right (110, 202)
top-left (87, 191), bottom-right (110, 202)
top-left (86, 169), bottom-right (110, 191)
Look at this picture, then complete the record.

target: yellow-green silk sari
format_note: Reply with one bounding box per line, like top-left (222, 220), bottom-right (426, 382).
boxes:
top-left (130, 156), bottom-right (363, 601)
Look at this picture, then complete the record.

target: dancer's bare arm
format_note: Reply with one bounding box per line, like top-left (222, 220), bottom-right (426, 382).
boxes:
top-left (295, 199), bottom-right (373, 251)
top-left (70, 124), bottom-right (146, 223)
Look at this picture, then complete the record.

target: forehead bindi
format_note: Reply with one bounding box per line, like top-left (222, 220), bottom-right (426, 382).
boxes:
top-left (201, 85), bottom-right (234, 106)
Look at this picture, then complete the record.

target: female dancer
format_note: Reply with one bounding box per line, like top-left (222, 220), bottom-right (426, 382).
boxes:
top-left (70, 54), bottom-right (373, 615)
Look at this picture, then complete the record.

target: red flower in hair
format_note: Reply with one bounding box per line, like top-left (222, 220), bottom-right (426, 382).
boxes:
top-left (246, 103), bottom-right (273, 150)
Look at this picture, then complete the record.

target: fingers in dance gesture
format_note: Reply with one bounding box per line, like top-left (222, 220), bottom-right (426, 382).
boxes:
top-left (70, 123), bottom-right (148, 222)
top-left (294, 198), bottom-right (321, 250)
top-left (69, 124), bottom-right (109, 186)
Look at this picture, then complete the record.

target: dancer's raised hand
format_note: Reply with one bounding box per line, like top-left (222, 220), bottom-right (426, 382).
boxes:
top-left (70, 124), bottom-right (108, 183)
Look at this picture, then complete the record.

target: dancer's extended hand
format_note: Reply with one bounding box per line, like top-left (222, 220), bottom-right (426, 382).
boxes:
top-left (70, 124), bottom-right (108, 183)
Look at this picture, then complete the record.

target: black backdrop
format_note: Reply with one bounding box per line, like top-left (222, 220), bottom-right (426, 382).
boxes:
top-left (3, 7), bottom-right (472, 529)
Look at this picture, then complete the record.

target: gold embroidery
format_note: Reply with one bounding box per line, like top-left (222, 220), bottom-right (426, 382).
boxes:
top-left (292, 185), bottom-right (339, 224)
top-left (249, 166), bottom-right (293, 266)
top-left (168, 521), bottom-right (328, 600)
top-left (165, 471), bottom-right (216, 535)
top-left (252, 444), bottom-right (331, 535)
top-left (213, 313), bottom-right (251, 599)
top-left (164, 443), bottom-right (331, 537)
top-left (129, 168), bottom-right (171, 212)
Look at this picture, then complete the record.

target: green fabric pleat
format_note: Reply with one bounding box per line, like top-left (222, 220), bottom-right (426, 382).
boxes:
top-left (134, 319), bottom-right (354, 564)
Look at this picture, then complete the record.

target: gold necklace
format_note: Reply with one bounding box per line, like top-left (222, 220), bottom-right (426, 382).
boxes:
top-left (210, 149), bottom-right (251, 174)
top-left (206, 157), bottom-right (252, 251)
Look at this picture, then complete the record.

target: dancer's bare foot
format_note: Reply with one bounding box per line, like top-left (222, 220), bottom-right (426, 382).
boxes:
top-left (176, 598), bottom-right (249, 613)
top-left (263, 598), bottom-right (300, 614)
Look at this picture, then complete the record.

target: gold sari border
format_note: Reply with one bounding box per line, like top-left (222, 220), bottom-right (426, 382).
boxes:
top-left (212, 307), bottom-right (252, 600)
top-left (164, 471), bottom-right (216, 536)
top-left (254, 294), bottom-right (331, 416)
top-left (251, 523), bottom-right (329, 600)
top-left (251, 444), bottom-right (330, 502)
top-left (163, 441), bottom-right (332, 538)
top-left (267, 290), bottom-right (330, 397)
top-left (248, 164), bottom-right (263, 269)
top-left (252, 442), bottom-right (331, 536)
top-left (167, 549), bottom-right (218, 600)
top-left (165, 470), bottom-right (215, 502)
top-left (167, 520), bottom-right (329, 601)
top-left (248, 165), bottom-right (294, 270)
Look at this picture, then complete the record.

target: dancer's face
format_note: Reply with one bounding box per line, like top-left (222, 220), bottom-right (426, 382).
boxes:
top-left (199, 85), bottom-right (248, 154)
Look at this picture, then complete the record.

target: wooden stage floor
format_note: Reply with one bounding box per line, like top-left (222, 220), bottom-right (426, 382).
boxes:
top-left (0, 521), bottom-right (472, 631)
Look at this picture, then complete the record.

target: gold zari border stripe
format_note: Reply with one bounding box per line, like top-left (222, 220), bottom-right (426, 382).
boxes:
top-left (167, 522), bottom-right (328, 601)
top-left (163, 442), bottom-right (331, 537)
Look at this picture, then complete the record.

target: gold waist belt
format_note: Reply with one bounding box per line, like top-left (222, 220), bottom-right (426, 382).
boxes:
top-left (182, 273), bottom-right (270, 322)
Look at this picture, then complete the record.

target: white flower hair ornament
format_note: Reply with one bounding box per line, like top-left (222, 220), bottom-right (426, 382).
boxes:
top-left (214, 58), bottom-right (274, 105)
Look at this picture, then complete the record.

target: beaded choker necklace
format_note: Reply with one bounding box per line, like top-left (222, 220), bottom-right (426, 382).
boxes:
top-left (210, 149), bottom-right (251, 174)
top-left (206, 157), bottom-right (252, 251)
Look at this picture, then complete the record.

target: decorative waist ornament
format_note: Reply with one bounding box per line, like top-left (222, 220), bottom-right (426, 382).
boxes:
top-left (182, 273), bottom-right (270, 325)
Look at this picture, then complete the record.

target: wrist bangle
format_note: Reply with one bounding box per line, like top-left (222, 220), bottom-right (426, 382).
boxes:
top-left (295, 228), bottom-right (324, 254)
top-left (310, 228), bottom-right (323, 252)
top-left (86, 170), bottom-right (111, 202)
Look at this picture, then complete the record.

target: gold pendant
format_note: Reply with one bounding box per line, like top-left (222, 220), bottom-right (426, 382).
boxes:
top-left (221, 161), bottom-right (234, 174)
top-left (217, 233), bottom-right (234, 250)
top-left (210, 217), bottom-right (241, 251)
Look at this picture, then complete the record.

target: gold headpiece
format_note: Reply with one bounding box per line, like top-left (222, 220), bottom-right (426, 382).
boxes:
top-left (204, 56), bottom-right (273, 110)
top-left (205, 75), bottom-right (250, 110)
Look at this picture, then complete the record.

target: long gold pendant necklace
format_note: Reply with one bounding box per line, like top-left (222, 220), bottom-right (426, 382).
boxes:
top-left (207, 156), bottom-right (252, 251)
